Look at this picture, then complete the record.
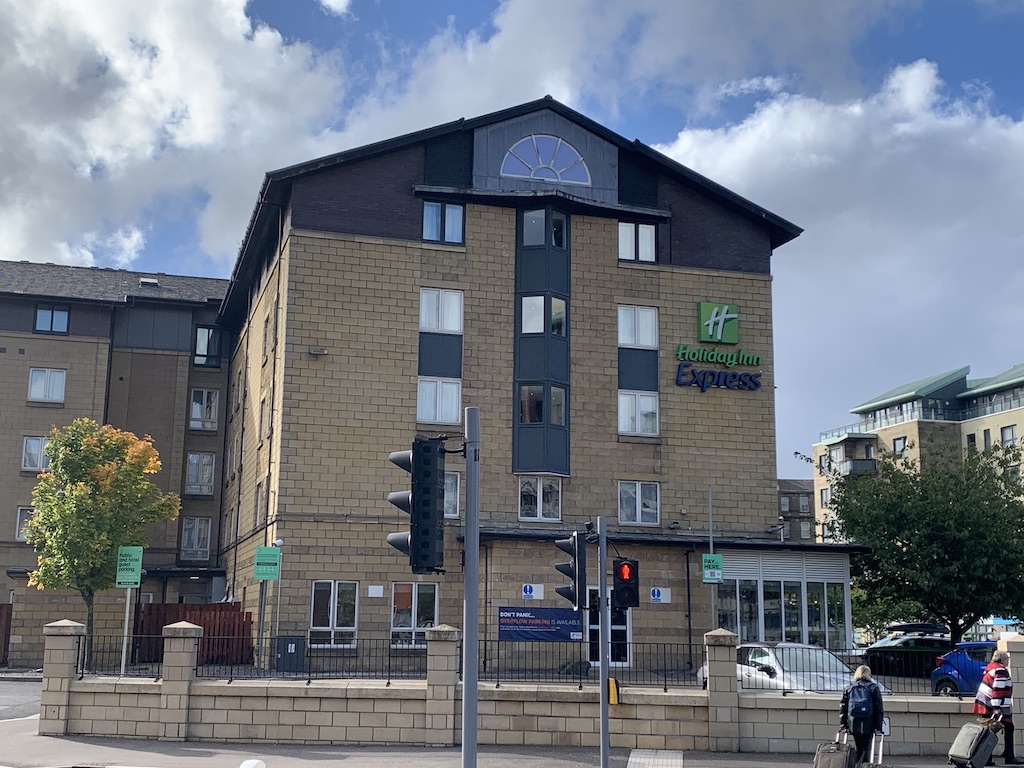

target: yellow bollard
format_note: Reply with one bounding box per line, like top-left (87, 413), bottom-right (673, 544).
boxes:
top-left (608, 677), bottom-right (619, 705)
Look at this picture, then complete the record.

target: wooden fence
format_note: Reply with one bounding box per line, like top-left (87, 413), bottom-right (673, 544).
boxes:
top-left (137, 603), bottom-right (253, 665)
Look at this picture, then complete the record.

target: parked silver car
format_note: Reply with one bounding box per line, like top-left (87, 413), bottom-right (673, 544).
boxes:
top-left (699, 641), bottom-right (891, 694)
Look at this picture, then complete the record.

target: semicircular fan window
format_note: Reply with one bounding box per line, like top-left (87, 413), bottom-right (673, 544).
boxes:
top-left (500, 134), bottom-right (591, 185)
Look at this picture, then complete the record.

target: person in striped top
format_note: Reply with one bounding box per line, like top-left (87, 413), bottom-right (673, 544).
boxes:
top-left (974, 649), bottom-right (1023, 765)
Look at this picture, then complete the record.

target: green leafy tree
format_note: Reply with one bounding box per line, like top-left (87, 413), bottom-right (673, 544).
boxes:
top-left (24, 418), bottom-right (180, 649)
top-left (821, 439), bottom-right (1024, 643)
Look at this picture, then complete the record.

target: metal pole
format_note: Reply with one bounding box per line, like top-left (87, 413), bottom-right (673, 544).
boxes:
top-left (708, 488), bottom-right (716, 629)
top-left (462, 406), bottom-right (480, 768)
top-left (120, 587), bottom-right (131, 676)
top-left (598, 516), bottom-right (609, 768)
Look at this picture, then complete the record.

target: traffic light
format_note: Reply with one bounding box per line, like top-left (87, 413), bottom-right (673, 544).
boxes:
top-left (386, 436), bottom-right (446, 574)
top-left (612, 558), bottom-right (640, 608)
top-left (554, 530), bottom-right (587, 611)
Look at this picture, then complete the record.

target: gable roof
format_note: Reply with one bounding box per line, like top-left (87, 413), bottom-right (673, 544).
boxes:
top-left (850, 366), bottom-right (970, 414)
top-left (0, 261), bottom-right (227, 305)
top-left (221, 96), bottom-right (802, 325)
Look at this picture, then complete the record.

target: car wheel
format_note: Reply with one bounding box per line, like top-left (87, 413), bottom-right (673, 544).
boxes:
top-left (934, 679), bottom-right (959, 696)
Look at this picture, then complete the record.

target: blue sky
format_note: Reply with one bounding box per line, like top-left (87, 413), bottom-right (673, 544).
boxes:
top-left (2, 0), bottom-right (1023, 479)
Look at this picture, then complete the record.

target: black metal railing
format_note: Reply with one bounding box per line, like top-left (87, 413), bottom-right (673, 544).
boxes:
top-left (476, 640), bottom-right (703, 691)
top-left (76, 634), bottom-right (163, 679)
top-left (194, 635), bottom-right (427, 682)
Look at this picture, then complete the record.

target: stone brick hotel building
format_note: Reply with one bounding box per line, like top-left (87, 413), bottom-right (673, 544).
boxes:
top-left (2, 97), bottom-right (857, 665)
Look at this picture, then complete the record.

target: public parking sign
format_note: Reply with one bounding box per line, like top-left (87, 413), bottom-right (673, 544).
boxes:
top-left (702, 553), bottom-right (723, 584)
top-left (116, 546), bottom-right (143, 589)
top-left (254, 546), bottom-right (281, 580)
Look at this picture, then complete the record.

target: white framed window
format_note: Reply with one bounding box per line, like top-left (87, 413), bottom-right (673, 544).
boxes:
top-left (800, 521), bottom-right (812, 539)
top-left (310, 580), bottom-right (357, 647)
top-left (185, 452), bottom-right (215, 495)
top-left (617, 306), bottom-right (658, 348)
top-left (180, 517), bottom-right (211, 560)
top-left (444, 471), bottom-right (460, 518)
top-left (28, 368), bottom-right (66, 402)
top-left (522, 296), bottom-right (544, 334)
top-left (417, 377), bottom-right (461, 423)
top-left (617, 391), bottom-right (659, 436)
top-left (193, 327), bottom-right (221, 368)
top-left (391, 582), bottom-right (437, 647)
top-left (1002, 425), bottom-right (1017, 448)
top-left (618, 481), bottom-right (659, 525)
top-left (259, 397), bottom-right (270, 439)
top-left (254, 478), bottom-right (266, 528)
top-left (518, 476), bottom-right (561, 521)
top-left (190, 389), bottom-right (219, 431)
top-left (422, 201), bottom-right (464, 244)
top-left (780, 496), bottom-right (790, 513)
top-left (799, 496), bottom-right (810, 514)
top-left (15, 507), bottom-right (33, 542)
top-left (262, 315), bottom-right (271, 360)
top-left (820, 487), bottom-right (831, 508)
top-left (419, 288), bottom-right (463, 333)
top-left (892, 436), bottom-right (907, 456)
top-left (618, 222), bottom-right (656, 263)
top-left (22, 437), bottom-right (50, 472)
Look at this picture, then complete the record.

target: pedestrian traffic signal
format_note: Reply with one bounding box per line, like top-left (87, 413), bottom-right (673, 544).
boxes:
top-left (554, 530), bottom-right (587, 611)
top-left (386, 436), bottom-right (446, 574)
top-left (612, 558), bottom-right (640, 608)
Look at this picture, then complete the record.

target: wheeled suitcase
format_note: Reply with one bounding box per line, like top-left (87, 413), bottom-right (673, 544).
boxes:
top-left (813, 731), bottom-right (857, 768)
top-left (864, 733), bottom-right (893, 768)
top-left (949, 720), bottom-right (999, 768)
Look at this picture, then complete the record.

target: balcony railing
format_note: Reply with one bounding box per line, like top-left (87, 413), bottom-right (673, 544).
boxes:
top-left (838, 458), bottom-right (877, 476)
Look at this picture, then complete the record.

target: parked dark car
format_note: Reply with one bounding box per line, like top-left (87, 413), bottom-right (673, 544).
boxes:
top-left (864, 624), bottom-right (952, 678)
top-left (932, 641), bottom-right (997, 696)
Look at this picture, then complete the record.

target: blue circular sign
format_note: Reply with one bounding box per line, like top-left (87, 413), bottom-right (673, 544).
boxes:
top-left (523, 584), bottom-right (534, 597)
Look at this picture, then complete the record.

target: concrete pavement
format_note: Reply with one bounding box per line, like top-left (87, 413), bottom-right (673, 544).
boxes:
top-left (0, 714), bottom-right (960, 768)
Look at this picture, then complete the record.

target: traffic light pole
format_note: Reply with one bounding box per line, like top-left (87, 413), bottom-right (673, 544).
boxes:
top-left (597, 516), bottom-right (610, 768)
top-left (462, 407), bottom-right (480, 768)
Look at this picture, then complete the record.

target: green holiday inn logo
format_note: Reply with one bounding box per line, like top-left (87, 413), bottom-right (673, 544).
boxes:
top-left (698, 302), bottom-right (739, 345)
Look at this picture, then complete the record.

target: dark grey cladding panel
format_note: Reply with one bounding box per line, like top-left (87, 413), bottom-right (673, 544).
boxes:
top-left (114, 306), bottom-right (193, 351)
top-left (472, 108), bottom-right (618, 203)
top-left (618, 348), bottom-right (659, 392)
top-left (418, 333), bottom-right (463, 378)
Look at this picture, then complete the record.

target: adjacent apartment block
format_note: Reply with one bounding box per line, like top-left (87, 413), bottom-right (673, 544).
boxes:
top-left (813, 364), bottom-right (1024, 533)
top-left (0, 263), bottom-right (229, 663)
top-left (218, 96), bottom-right (859, 658)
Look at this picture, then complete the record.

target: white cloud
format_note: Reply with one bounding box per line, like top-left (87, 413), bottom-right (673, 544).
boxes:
top-left (654, 59), bottom-right (1024, 475)
top-left (318, 0), bottom-right (353, 17)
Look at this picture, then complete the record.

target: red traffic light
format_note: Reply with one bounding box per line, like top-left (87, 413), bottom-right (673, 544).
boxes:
top-left (614, 560), bottom-right (636, 582)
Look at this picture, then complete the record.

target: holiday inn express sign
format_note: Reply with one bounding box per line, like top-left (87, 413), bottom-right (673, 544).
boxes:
top-left (676, 302), bottom-right (763, 393)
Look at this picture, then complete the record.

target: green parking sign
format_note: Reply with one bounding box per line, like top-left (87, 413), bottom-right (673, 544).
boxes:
top-left (116, 546), bottom-right (143, 589)
top-left (702, 553), bottom-right (723, 584)
top-left (254, 546), bottom-right (281, 581)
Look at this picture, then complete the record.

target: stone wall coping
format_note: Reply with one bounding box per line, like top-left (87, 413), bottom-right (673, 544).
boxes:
top-left (190, 679), bottom-right (426, 699)
top-left (703, 629), bottom-right (738, 646)
top-left (162, 621), bottom-right (204, 637)
top-left (70, 678), bottom-right (161, 695)
top-left (425, 624), bottom-right (461, 642)
top-left (44, 620), bottom-right (85, 636)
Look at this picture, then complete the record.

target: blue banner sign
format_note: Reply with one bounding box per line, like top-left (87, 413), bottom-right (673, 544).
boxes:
top-left (498, 607), bottom-right (584, 642)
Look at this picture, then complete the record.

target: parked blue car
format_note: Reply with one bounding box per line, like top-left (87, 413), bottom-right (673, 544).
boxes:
top-left (931, 641), bottom-right (997, 696)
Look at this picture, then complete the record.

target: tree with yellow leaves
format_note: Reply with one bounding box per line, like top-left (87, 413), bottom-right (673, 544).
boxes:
top-left (24, 418), bottom-right (180, 653)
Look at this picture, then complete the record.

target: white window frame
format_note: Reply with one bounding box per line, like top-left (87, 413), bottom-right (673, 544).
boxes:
top-left (391, 582), bottom-right (438, 648)
top-left (617, 305), bottom-right (658, 349)
top-left (799, 496), bottom-right (810, 514)
top-left (189, 388), bottom-right (219, 431)
top-left (892, 436), bottom-right (907, 456)
top-left (800, 521), bottom-right (812, 539)
top-left (780, 496), bottom-right (790, 513)
top-left (444, 471), bottom-right (460, 518)
top-left (618, 222), bottom-right (656, 263)
top-left (617, 391), bottom-right (659, 436)
top-left (820, 487), bottom-right (831, 508)
top-left (310, 580), bottom-right (358, 648)
top-left (419, 288), bottom-right (464, 333)
top-left (259, 396), bottom-right (270, 439)
top-left (254, 478), bottom-right (266, 528)
top-left (417, 377), bottom-right (462, 424)
top-left (618, 481), bottom-right (660, 525)
top-left (16, 507), bottom-right (33, 542)
top-left (185, 451), bottom-right (215, 496)
top-left (28, 368), bottom-right (66, 403)
top-left (22, 437), bottom-right (50, 472)
top-left (1002, 425), bottom-right (1017, 448)
top-left (180, 516), bottom-right (211, 560)
top-left (518, 476), bottom-right (562, 521)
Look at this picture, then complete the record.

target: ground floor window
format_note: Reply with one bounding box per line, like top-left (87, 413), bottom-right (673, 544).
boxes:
top-left (717, 577), bottom-right (848, 649)
top-left (391, 582), bottom-right (437, 647)
top-left (309, 580), bottom-right (357, 647)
